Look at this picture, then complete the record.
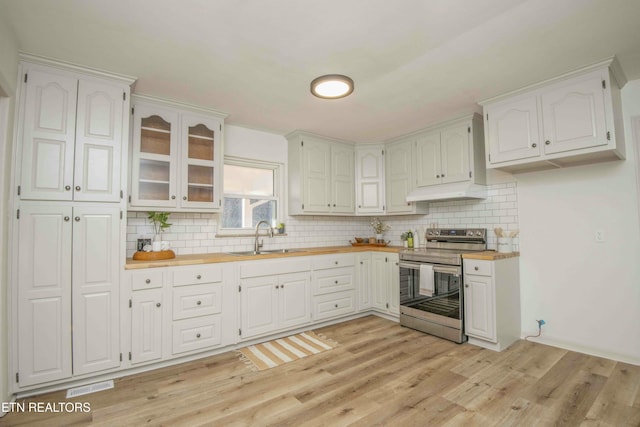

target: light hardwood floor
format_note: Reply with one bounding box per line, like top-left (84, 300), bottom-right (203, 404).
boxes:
top-left (3, 316), bottom-right (639, 426)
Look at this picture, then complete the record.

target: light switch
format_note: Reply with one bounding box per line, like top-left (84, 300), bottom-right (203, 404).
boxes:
top-left (595, 230), bottom-right (605, 243)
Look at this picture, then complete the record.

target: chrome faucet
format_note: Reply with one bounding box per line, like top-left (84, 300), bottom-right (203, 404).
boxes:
top-left (254, 220), bottom-right (274, 253)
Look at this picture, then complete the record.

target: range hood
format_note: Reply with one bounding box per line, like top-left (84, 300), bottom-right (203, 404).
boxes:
top-left (405, 182), bottom-right (488, 202)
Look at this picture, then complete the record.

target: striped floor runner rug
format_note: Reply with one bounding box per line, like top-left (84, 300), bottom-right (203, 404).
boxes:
top-left (238, 331), bottom-right (337, 371)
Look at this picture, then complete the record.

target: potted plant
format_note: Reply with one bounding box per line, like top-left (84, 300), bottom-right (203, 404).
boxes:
top-left (147, 211), bottom-right (172, 244)
top-left (370, 217), bottom-right (391, 242)
top-left (400, 232), bottom-right (409, 248)
top-left (277, 223), bottom-right (285, 234)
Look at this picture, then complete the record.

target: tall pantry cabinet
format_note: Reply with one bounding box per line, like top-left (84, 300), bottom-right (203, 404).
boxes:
top-left (10, 57), bottom-right (134, 390)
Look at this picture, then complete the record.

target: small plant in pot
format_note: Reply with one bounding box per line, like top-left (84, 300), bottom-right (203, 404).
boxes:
top-left (277, 223), bottom-right (285, 234)
top-left (370, 217), bottom-right (391, 242)
top-left (147, 211), bottom-right (171, 250)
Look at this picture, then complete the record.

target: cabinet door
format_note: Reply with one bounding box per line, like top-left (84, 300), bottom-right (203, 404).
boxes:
top-left (540, 74), bottom-right (607, 155)
top-left (19, 69), bottom-right (77, 201)
top-left (131, 289), bottom-right (164, 364)
top-left (302, 138), bottom-right (331, 213)
top-left (486, 95), bottom-right (540, 164)
top-left (385, 140), bottom-right (415, 213)
top-left (278, 272), bottom-right (311, 329)
top-left (464, 275), bottom-right (496, 342)
top-left (72, 206), bottom-right (120, 375)
top-left (355, 147), bottom-right (385, 214)
top-left (440, 124), bottom-right (471, 184)
top-left (73, 80), bottom-right (125, 202)
top-left (331, 143), bottom-right (355, 214)
top-left (416, 132), bottom-right (441, 187)
top-left (17, 205), bottom-right (72, 387)
top-left (355, 254), bottom-right (372, 310)
top-left (371, 254), bottom-right (388, 311)
top-left (130, 104), bottom-right (179, 207)
top-left (240, 276), bottom-right (279, 339)
top-left (180, 114), bottom-right (222, 209)
top-left (387, 254), bottom-right (400, 315)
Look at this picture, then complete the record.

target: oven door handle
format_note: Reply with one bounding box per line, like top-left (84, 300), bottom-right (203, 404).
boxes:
top-left (399, 262), bottom-right (461, 276)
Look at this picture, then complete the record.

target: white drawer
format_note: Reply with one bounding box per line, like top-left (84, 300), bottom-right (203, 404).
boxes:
top-left (172, 315), bottom-right (222, 355)
top-left (131, 270), bottom-right (164, 291)
top-left (172, 283), bottom-right (222, 320)
top-left (464, 259), bottom-right (493, 277)
top-left (313, 267), bottom-right (355, 295)
top-left (240, 257), bottom-right (311, 278)
top-left (313, 290), bottom-right (356, 321)
top-left (173, 265), bottom-right (222, 286)
top-left (312, 253), bottom-right (355, 270)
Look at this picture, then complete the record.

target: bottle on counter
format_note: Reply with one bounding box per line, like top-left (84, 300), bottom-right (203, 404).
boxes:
top-left (407, 231), bottom-right (414, 249)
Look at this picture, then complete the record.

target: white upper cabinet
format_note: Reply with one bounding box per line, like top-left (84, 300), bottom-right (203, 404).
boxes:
top-left (385, 139), bottom-right (428, 214)
top-left (288, 132), bottom-right (355, 215)
top-left (482, 58), bottom-right (626, 172)
top-left (17, 62), bottom-right (131, 202)
top-left (415, 114), bottom-right (484, 188)
top-left (129, 95), bottom-right (225, 211)
top-left (355, 145), bottom-right (385, 214)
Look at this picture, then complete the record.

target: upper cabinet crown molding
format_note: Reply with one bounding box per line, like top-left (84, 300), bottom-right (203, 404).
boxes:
top-left (480, 58), bottom-right (626, 173)
top-left (132, 93), bottom-right (228, 120)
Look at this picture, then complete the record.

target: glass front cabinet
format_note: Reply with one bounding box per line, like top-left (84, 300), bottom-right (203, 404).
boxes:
top-left (129, 96), bottom-right (225, 211)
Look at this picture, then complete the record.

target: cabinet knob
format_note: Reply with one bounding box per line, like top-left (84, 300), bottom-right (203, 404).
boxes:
top-left (436, 175), bottom-right (440, 178)
top-left (334, 280), bottom-right (338, 284)
top-left (276, 285), bottom-right (279, 289)
top-left (334, 304), bottom-right (338, 308)
top-left (197, 300), bottom-right (201, 305)
top-left (196, 333), bottom-right (201, 338)
top-left (74, 216), bottom-right (80, 222)
top-left (183, 196), bottom-right (187, 200)
top-left (75, 186), bottom-right (81, 191)
top-left (532, 142), bottom-right (537, 148)
top-left (146, 278), bottom-right (151, 284)
top-left (545, 140), bottom-right (551, 145)
top-left (171, 195), bottom-right (176, 200)
top-left (360, 261), bottom-right (363, 265)
top-left (333, 204), bottom-right (336, 207)
top-left (358, 205), bottom-right (361, 208)
top-left (474, 266), bottom-right (479, 271)
top-left (64, 216), bottom-right (70, 222)
top-left (465, 284), bottom-right (469, 288)
top-left (156, 302), bottom-right (161, 307)
top-left (407, 202), bottom-right (411, 206)
top-left (65, 185), bottom-right (71, 191)
top-left (335, 261), bottom-right (338, 265)
top-left (196, 274), bottom-right (202, 280)
top-left (441, 174), bottom-right (445, 178)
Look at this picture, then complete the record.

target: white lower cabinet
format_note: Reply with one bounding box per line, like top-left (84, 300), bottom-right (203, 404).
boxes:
top-left (355, 253), bottom-right (372, 311)
top-left (238, 257), bottom-right (311, 340)
top-left (16, 204), bottom-right (121, 388)
top-left (371, 253), bottom-right (399, 316)
top-left (131, 288), bottom-right (164, 364)
top-left (463, 257), bottom-right (520, 351)
top-left (311, 254), bottom-right (356, 321)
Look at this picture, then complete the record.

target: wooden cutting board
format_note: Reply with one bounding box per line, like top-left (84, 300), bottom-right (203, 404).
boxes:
top-left (132, 250), bottom-right (176, 260)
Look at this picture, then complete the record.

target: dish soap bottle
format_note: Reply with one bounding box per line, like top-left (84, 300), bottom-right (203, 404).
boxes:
top-left (407, 231), bottom-right (414, 249)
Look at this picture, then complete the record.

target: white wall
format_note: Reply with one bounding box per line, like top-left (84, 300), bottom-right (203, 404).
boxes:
top-left (516, 79), bottom-right (640, 364)
top-left (0, 11), bottom-right (19, 413)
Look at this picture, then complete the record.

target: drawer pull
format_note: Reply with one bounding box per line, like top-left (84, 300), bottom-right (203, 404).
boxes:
top-left (465, 284), bottom-right (469, 288)
top-left (196, 300), bottom-right (202, 305)
top-left (334, 280), bottom-right (338, 284)
top-left (156, 302), bottom-right (161, 308)
top-left (335, 261), bottom-right (339, 265)
top-left (75, 185), bottom-right (81, 191)
top-left (196, 274), bottom-right (202, 280)
top-left (334, 304), bottom-right (338, 308)
top-left (196, 333), bottom-right (201, 338)
top-left (474, 266), bottom-right (479, 271)
top-left (146, 279), bottom-right (151, 284)
top-left (276, 285), bottom-right (279, 289)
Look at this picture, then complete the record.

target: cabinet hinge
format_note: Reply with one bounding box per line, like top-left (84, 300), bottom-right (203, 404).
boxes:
top-left (383, 204), bottom-right (385, 211)
top-left (486, 113), bottom-right (489, 121)
top-left (239, 328), bottom-right (242, 336)
top-left (15, 372), bottom-right (19, 383)
top-left (128, 195), bottom-right (132, 203)
top-left (128, 352), bottom-right (132, 361)
top-left (385, 257), bottom-right (388, 263)
top-left (16, 209), bottom-right (19, 219)
top-left (123, 92), bottom-right (126, 101)
top-left (220, 124), bottom-right (222, 131)
top-left (602, 80), bottom-right (606, 89)
top-left (131, 107), bottom-right (134, 115)
top-left (219, 199), bottom-right (221, 207)
top-left (607, 131), bottom-right (611, 141)
top-left (120, 190), bottom-right (124, 199)
top-left (24, 73), bottom-right (27, 83)
top-left (129, 299), bottom-right (132, 308)
top-left (386, 303), bottom-right (389, 309)
top-left (119, 353), bottom-right (123, 362)
top-left (301, 140), bottom-right (304, 147)
top-left (489, 153), bottom-right (491, 162)
top-left (382, 149), bottom-right (385, 155)
top-left (468, 126), bottom-right (471, 134)
top-left (302, 204), bottom-right (304, 210)
top-left (17, 185), bottom-right (21, 196)
top-left (238, 285), bottom-right (241, 292)
top-left (120, 211), bottom-right (123, 220)
top-left (469, 171), bottom-right (472, 178)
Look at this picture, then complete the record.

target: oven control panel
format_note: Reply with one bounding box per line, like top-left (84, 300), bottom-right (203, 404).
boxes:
top-left (425, 228), bottom-right (486, 240)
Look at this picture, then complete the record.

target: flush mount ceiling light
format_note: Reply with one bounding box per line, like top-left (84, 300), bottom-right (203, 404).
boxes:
top-left (310, 74), bottom-right (354, 99)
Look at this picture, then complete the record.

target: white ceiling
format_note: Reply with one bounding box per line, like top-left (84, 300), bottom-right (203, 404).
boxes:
top-left (2, 0), bottom-right (640, 143)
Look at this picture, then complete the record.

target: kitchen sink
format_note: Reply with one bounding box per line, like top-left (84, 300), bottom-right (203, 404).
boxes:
top-left (225, 249), bottom-right (304, 256)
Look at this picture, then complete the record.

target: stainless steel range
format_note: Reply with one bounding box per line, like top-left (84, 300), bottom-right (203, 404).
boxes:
top-left (399, 228), bottom-right (487, 343)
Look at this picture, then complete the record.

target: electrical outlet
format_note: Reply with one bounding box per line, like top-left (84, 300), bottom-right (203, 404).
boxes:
top-left (595, 230), bottom-right (605, 242)
top-left (537, 319), bottom-right (546, 327)
top-left (137, 238), bottom-right (151, 251)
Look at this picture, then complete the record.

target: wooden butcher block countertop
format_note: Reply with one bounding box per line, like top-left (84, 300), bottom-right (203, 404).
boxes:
top-left (126, 245), bottom-right (402, 269)
top-left (462, 251), bottom-right (520, 261)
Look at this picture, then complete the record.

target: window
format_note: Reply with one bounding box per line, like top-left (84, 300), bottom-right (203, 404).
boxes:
top-left (222, 157), bottom-right (282, 231)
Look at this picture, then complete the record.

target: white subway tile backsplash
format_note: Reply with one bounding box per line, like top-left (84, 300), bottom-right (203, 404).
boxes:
top-left (125, 182), bottom-right (520, 257)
